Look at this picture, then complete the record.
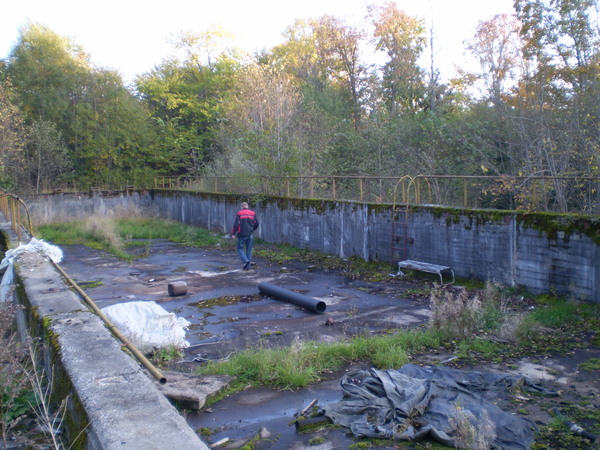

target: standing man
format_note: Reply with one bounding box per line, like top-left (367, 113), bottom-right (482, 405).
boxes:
top-left (231, 202), bottom-right (259, 270)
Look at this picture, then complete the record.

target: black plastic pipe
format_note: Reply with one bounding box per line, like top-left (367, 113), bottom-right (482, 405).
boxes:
top-left (258, 282), bottom-right (326, 314)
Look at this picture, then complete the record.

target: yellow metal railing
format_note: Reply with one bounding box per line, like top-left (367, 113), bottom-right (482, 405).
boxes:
top-left (28, 174), bottom-right (600, 215)
top-left (147, 174), bottom-right (599, 215)
top-left (0, 190), bottom-right (34, 240)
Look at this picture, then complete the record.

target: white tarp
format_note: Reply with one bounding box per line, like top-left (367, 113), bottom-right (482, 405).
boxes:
top-left (101, 301), bottom-right (191, 353)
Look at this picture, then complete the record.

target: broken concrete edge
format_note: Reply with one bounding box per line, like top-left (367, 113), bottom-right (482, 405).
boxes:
top-left (3, 229), bottom-right (210, 449)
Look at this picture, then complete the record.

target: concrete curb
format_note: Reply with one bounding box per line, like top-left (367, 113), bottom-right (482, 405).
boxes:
top-left (14, 249), bottom-right (209, 449)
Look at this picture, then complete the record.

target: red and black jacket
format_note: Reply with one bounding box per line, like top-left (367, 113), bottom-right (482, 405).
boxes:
top-left (232, 209), bottom-right (259, 237)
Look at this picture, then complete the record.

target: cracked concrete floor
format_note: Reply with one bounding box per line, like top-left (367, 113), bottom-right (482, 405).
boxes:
top-left (58, 240), bottom-right (431, 361)
top-left (57, 239), bottom-right (600, 449)
top-left (57, 239), bottom-right (432, 448)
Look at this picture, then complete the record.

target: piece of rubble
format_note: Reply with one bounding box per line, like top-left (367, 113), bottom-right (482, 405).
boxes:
top-left (154, 371), bottom-right (233, 410)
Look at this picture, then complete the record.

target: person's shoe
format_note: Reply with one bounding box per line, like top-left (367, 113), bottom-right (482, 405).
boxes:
top-left (243, 261), bottom-right (250, 270)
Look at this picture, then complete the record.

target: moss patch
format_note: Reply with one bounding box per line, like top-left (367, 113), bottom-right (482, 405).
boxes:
top-left (517, 211), bottom-right (600, 245)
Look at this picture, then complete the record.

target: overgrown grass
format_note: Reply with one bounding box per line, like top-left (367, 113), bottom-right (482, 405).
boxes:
top-left (197, 329), bottom-right (443, 390)
top-left (197, 280), bottom-right (599, 397)
top-left (528, 298), bottom-right (589, 328)
top-left (255, 244), bottom-right (396, 282)
top-left (428, 282), bottom-right (600, 363)
top-left (116, 217), bottom-right (219, 247)
top-left (36, 216), bottom-right (219, 261)
top-left (456, 338), bottom-right (501, 359)
top-left (579, 357), bottom-right (600, 371)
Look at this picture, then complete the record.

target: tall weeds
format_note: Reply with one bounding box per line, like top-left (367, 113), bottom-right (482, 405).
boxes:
top-left (0, 302), bottom-right (34, 445)
top-left (83, 215), bottom-right (124, 254)
top-left (429, 282), bottom-right (520, 342)
top-left (0, 302), bottom-right (67, 448)
top-left (24, 342), bottom-right (69, 449)
top-left (429, 285), bottom-right (485, 340)
top-left (450, 405), bottom-right (496, 450)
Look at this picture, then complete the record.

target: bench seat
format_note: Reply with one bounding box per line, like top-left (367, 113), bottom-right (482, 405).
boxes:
top-left (397, 260), bottom-right (455, 285)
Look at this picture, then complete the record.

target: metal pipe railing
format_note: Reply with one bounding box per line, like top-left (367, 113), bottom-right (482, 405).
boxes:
top-left (23, 174), bottom-right (600, 215)
top-left (0, 190), bottom-right (34, 239)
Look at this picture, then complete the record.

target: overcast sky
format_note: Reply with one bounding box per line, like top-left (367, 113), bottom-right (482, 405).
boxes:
top-left (1, 0), bottom-right (515, 84)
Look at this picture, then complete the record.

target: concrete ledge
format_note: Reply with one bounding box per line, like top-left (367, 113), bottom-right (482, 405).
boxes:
top-left (14, 250), bottom-right (208, 449)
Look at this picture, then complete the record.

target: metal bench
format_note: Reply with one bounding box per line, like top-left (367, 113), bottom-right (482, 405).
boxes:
top-left (397, 260), bottom-right (455, 285)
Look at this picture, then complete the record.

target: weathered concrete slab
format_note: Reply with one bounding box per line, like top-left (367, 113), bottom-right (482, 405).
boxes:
top-left (156, 371), bottom-right (233, 410)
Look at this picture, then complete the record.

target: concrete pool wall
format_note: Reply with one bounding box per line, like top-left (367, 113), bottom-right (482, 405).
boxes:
top-left (26, 189), bottom-right (600, 302)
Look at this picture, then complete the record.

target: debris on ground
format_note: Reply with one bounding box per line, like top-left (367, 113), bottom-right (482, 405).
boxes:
top-left (324, 364), bottom-right (559, 450)
top-left (155, 371), bottom-right (233, 410)
top-left (101, 301), bottom-right (191, 353)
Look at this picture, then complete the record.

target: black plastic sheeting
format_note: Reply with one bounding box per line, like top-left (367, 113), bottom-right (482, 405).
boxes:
top-left (324, 364), bottom-right (558, 449)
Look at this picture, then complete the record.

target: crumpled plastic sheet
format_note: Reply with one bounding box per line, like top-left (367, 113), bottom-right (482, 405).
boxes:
top-left (0, 238), bottom-right (63, 302)
top-left (101, 301), bottom-right (191, 353)
top-left (0, 237), bottom-right (63, 268)
top-left (324, 364), bottom-right (558, 449)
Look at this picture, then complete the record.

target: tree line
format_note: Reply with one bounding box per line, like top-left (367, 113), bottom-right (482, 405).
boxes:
top-left (0, 0), bottom-right (598, 212)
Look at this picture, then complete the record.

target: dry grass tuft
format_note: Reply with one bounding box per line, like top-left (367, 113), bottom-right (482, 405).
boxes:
top-left (83, 215), bottom-right (124, 251)
top-left (450, 404), bottom-right (496, 450)
top-left (429, 285), bottom-right (484, 340)
top-left (429, 281), bottom-right (525, 342)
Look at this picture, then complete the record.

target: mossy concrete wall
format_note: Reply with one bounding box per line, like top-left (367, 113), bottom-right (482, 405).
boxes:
top-left (25, 190), bottom-right (600, 302)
